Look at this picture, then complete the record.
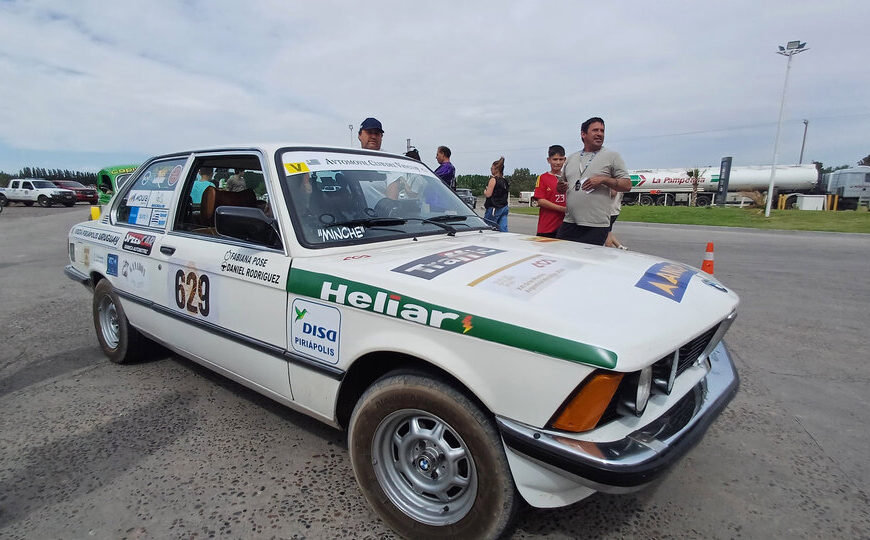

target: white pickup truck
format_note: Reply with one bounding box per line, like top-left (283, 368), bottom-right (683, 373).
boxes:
top-left (0, 178), bottom-right (77, 207)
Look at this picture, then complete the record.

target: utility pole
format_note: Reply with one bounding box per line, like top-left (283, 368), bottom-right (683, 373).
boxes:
top-left (348, 124), bottom-right (354, 147)
top-left (406, 138), bottom-right (411, 152)
top-left (799, 119), bottom-right (809, 164)
top-left (764, 40), bottom-right (809, 217)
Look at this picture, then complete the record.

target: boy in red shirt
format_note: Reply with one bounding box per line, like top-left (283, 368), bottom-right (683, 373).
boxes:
top-left (532, 145), bottom-right (567, 237)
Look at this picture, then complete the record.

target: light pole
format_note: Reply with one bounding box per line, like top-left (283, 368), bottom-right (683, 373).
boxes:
top-left (348, 124), bottom-right (354, 147)
top-left (765, 40), bottom-right (809, 217)
top-left (799, 119), bottom-right (809, 164)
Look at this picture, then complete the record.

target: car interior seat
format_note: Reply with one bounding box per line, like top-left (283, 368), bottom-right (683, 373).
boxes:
top-left (199, 186), bottom-right (258, 227)
top-left (309, 173), bottom-right (363, 222)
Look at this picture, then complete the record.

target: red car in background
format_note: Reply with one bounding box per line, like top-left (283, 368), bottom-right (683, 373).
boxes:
top-left (51, 180), bottom-right (98, 204)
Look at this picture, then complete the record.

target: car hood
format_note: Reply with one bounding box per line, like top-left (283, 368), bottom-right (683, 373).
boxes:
top-left (289, 232), bottom-right (739, 371)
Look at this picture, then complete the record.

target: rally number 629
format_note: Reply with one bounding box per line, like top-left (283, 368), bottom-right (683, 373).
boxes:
top-left (175, 269), bottom-right (210, 316)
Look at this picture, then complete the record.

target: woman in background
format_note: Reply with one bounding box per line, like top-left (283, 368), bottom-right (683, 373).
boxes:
top-left (483, 157), bottom-right (509, 231)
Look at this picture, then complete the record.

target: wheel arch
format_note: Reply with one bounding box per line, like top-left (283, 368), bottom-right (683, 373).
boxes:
top-left (335, 351), bottom-right (491, 430)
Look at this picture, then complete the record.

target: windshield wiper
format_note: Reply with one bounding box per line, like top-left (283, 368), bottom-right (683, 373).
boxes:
top-left (327, 217), bottom-right (407, 227)
top-left (404, 215), bottom-right (469, 236)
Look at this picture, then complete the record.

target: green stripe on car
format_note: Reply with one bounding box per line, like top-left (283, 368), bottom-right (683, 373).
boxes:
top-left (287, 268), bottom-right (618, 369)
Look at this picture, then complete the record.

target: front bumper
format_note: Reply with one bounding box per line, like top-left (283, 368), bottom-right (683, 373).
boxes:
top-left (51, 193), bottom-right (77, 204)
top-left (498, 340), bottom-right (738, 491)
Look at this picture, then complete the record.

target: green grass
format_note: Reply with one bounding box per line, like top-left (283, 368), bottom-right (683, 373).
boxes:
top-left (509, 205), bottom-right (870, 233)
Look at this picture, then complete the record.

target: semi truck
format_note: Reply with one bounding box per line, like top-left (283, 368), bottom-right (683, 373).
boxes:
top-left (823, 166), bottom-right (870, 209)
top-left (624, 164), bottom-right (819, 206)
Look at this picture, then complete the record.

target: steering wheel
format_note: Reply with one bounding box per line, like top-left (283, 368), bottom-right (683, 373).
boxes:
top-left (374, 198), bottom-right (401, 218)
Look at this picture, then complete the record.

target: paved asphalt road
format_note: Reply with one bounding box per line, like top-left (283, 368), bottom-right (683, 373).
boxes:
top-left (1, 204), bottom-right (868, 539)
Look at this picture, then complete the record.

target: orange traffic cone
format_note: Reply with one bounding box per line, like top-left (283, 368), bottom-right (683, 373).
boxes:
top-left (701, 242), bottom-right (715, 274)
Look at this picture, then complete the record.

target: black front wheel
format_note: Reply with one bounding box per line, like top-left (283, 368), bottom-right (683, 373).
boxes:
top-left (37, 195), bottom-right (52, 207)
top-left (349, 372), bottom-right (519, 539)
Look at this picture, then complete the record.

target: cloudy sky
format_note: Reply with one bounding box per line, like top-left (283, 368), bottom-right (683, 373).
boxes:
top-left (1, 0), bottom-right (867, 177)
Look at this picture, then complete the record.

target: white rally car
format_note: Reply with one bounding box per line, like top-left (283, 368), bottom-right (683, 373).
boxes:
top-left (65, 145), bottom-right (739, 539)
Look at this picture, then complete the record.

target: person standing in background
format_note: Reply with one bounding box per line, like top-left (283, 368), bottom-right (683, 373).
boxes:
top-left (605, 192), bottom-right (628, 249)
top-left (433, 146), bottom-right (456, 191)
top-left (358, 117), bottom-right (384, 150)
top-left (556, 117), bottom-right (631, 245)
top-left (532, 145), bottom-right (567, 237)
top-left (483, 157), bottom-right (509, 232)
top-left (225, 168), bottom-right (247, 192)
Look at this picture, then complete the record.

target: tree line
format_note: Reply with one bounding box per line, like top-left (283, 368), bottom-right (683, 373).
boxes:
top-left (457, 168), bottom-right (538, 197)
top-left (0, 167), bottom-right (98, 188)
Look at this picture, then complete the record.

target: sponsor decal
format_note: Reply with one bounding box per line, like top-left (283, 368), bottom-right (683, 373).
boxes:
top-left (72, 226), bottom-right (121, 247)
top-left (148, 190), bottom-right (173, 209)
top-left (168, 165), bottom-right (183, 186)
top-left (149, 208), bottom-right (168, 228)
top-left (317, 225), bottom-right (365, 242)
top-left (392, 246), bottom-right (505, 280)
top-left (305, 159), bottom-right (321, 165)
top-left (127, 190), bottom-right (151, 207)
top-left (635, 262), bottom-right (697, 302)
top-left (107, 254), bottom-right (118, 276)
top-left (169, 266), bottom-right (216, 321)
top-left (521, 236), bottom-right (561, 243)
top-left (122, 232), bottom-right (156, 255)
top-left (343, 254), bottom-right (371, 260)
top-left (82, 246), bottom-right (90, 266)
top-left (468, 255), bottom-right (571, 299)
top-left (284, 162), bottom-right (310, 174)
top-left (127, 206), bottom-right (153, 226)
top-left (289, 299), bottom-right (340, 364)
top-left (120, 258), bottom-right (147, 291)
top-left (219, 249), bottom-right (282, 285)
top-left (287, 269), bottom-right (617, 368)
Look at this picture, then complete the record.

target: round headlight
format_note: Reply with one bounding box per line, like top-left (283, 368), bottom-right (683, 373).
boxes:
top-left (653, 351), bottom-right (679, 395)
top-left (617, 366), bottom-right (654, 417)
top-left (635, 366), bottom-right (652, 415)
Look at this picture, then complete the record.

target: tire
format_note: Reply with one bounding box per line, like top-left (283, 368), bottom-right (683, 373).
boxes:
top-left (24, 201), bottom-right (34, 206)
top-left (349, 372), bottom-right (519, 540)
top-left (696, 195), bottom-right (711, 207)
top-left (38, 195), bottom-right (52, 207)
top-left (0, 194), bottom-right (7, 207)
top-left (92, 279), bottom-right (150, 364)
top-left (639, 194), bottom-right (655, 206)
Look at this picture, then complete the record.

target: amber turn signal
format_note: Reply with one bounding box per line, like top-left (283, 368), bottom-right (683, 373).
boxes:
top-left (549, 372), bottom-right (624, 432)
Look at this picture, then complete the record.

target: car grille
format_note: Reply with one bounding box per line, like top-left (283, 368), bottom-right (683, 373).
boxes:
top-left (594, 321), bottom-right (723, 429)
top-left (675, 324), bottom-right (720, 375)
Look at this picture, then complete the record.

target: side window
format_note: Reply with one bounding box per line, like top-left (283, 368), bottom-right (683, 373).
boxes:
top-left (10, 181), bottom-right (19, 189)
top-left (116, 158), bottom-right (187, 229)
top-left (23, 182), bottom-right (33, 190)
top-left (173, 155), bottom-right (280, 249)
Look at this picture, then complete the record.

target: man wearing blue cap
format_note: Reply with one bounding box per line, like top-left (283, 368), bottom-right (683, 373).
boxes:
top-left (358, 117), bottom-right (384, 150)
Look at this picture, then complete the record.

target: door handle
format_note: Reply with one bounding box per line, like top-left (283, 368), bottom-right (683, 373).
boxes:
top-left (160, 245), bottom-right (176, 255)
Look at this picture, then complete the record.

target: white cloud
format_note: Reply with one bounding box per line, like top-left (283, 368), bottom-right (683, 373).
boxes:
top-left (0, 0), bottom-right (868, 175)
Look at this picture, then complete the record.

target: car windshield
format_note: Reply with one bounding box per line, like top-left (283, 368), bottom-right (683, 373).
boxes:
top-left (279, 150), bottom-right (489, 247)
top-left (32, 180), bottom-right (58, 189)
top-left (56, 181), bottom-right (85, 188)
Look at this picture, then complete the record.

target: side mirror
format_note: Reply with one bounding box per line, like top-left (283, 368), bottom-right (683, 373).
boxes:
top-left (99, 185), bottom-right (110, 193)
top-left (215, 206), bottom-right (282, 249)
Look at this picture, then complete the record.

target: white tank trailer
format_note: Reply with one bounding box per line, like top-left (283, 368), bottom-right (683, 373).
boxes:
top-left (624, 164), bottom-right (819, 206)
